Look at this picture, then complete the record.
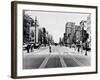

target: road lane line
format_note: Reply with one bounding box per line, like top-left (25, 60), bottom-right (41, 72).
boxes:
top-left (39, 54), bottom-right (51, 68)
top-left (57, 48), bottom-right (67, 67)
top-left (59, 55), bottom-right (67, 67)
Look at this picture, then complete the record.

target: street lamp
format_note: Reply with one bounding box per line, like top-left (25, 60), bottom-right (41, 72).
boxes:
top-left (34, 16), bottom-right (39, 45)
top-left (34, 16), bottom-right (37, 44)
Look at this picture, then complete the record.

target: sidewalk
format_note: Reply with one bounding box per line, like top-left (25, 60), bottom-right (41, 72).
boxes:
top-left (63, 47), bottom-right (91, 56)
top-left (23, 46), bottom-right (49, 55)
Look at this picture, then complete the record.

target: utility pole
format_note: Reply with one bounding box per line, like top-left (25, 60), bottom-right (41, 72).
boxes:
top-left (34, 16), bottom-right (37, 45)
top-left (81, 22), bottom-right (84, 54)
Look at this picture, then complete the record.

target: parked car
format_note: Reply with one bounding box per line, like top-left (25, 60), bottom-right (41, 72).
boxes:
top-left (23, 44), bottom-right (28, 50)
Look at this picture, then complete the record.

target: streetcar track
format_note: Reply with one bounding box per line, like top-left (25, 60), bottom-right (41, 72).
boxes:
top-left (60, 47), bottom-right (87, 66)
top-left (65, 52), bottom-right (85, 66)
top-left (39, 53), bottom-right (51, 68)
top-left (57, 47), bottom-right (67, 67)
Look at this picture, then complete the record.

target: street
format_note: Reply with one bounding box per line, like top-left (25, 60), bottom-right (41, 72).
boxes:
top-left (23, 45), bottom-right (91, 69)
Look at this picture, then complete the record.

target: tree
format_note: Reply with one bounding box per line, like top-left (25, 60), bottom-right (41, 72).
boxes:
top-left (42, 27), bottom-right (47, 46)
top-left (38, 28), bottom-right (43, 44)
top-left (43, 27), bottom-right (46, 33)
top-left (30, 30), bottom-right (34, 42)
top-left (72, 33), bottom-right (76, 44)
top-left (81, 30), bottom-right (89, 43)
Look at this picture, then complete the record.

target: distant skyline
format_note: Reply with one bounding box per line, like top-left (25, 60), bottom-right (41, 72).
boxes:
top-left (24, 10), bottom-right (90, 43)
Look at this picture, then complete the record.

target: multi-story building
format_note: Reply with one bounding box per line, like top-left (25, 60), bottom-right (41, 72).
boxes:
top-left (75, 25), bottom-right (81, 44)
top-left (23, 14), bottom-right (34, 44)
top-left (64, 22), bottom-right (75, 47)
top-left (87, 14), bottom-right (91, 48)
top-left (30, 17), bottom-right (39, 44)
top-left (23, 14), bottom-right (39, 45)
top-left (80, 20), bottom-right (87, 42)
top-left (87, 14), bottom-right (91, 33)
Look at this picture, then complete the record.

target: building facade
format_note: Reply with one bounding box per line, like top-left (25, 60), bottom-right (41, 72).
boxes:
top-left (75, 25), bottom-right (81, 45)
top-left (87, 14), bottom-right (91, 48)
top-left (30, 17), bottom-right (39, 44)
top-left (23, 14), bottom-right (34, 44)
top-left (64, 22), bottom-right (75, 47)
top-left (23, 13), bottom-right (39, 45)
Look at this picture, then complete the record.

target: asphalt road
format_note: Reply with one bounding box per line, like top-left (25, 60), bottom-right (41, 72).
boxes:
top-left (23, 45), bottom-right (91, 69)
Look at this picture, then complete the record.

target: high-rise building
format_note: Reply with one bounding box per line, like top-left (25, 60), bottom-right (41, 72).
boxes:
top-left (75, 25), bottom-right (81, 44)
top-left (65, 22), bottom-right (75, 46)
top-left (23, 14), bottom-right (39, 44)
top-left (30, 17), bottom-right (39, 44)
top-left (87, 14), bottom-right (91, 33)
top-left (80, 20), bottom-right (87, 42)
top-left (23, 14), bottom-right (34, 44)
top-left (87, 14), bottom-right (91, 48)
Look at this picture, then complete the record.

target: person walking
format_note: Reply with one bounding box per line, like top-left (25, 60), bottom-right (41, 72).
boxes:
top-left (49, 45), bottom-right (52, 53)
top-left (30, 44), bottom-right (34, 52)
top-left (85, 42), bottom-right (88, 56)
top-left (77, 45), bottom-right (80, 53)
top-left (26, 44), bottom-right (31, 53)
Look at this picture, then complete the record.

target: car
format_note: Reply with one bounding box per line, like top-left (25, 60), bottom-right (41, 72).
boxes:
top-left (23, 44), bottom-right (28, 50)
top-left (54, 43), bottom-right (58, 46)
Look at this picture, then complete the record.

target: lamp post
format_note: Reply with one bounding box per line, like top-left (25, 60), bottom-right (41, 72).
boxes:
top-left (34, 16), bottom-right (39, 46)
top-left (81, 25), bottom-right (84, 53)
top-left (34, 17), bottom-right (37, 44)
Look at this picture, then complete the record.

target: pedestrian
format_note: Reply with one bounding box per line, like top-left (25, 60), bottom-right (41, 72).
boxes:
top-left (30, 44), bottom-right (34, 52)
top-left (77, 45), bottom-right (80, 52)
top-left (26, 44), bottom-right (31, 53)
top-left (85, 42), bottom-right (87, 56)
top-left (49, 45), bottom-right (52, 53)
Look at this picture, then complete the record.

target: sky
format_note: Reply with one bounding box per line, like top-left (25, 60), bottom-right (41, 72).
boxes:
top-left (24, 10), bottom-right (90, 43)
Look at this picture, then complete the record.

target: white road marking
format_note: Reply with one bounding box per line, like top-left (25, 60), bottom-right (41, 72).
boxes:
top-left (39, 54), bottom-right (51, 68)
top-left (59, 55), bottom-right (67, 67)
top-left (67, 53), bottom-right (85, 66)
top-left (57, 47), bottom-right (67, 67)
